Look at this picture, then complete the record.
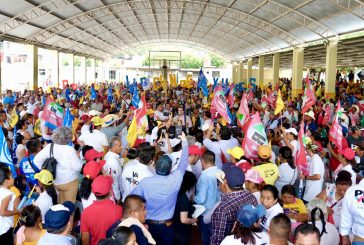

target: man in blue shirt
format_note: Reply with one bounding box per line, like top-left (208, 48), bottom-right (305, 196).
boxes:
top-left (194, 150), bottom-right (221, 245)
top-left (132, 133), bottom-right (189, 245)
top-left (19, 138), bottom-right (41, 187)
top-left (2, 90), bottom-right (15, 105)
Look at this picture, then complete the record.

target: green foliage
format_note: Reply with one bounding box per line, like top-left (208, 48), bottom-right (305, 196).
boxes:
top-left (181, 54), bottom-right (203, 69)
top-left (143, 57), bottom-right (150, 67)
top-left (210, 55), bottom-right (224, 68)
top-left (62, 57), bottom-right (69, 66)
top-left (74, 57), bottom-right (81, 67)
top-left (86, 58), bottom-right (92, 67)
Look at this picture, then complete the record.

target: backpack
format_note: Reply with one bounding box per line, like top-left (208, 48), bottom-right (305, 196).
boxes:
top-left (42, 143), bottom-right (58, 177)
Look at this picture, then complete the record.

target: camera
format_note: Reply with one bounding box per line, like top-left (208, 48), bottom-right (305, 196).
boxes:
top-left (175, 125), bottom-right (183, 136)
top-left (163, 112), bottom-right (170, 117)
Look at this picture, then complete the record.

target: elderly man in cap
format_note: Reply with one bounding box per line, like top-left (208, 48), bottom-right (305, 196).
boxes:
top-left (81, 175), bottom-right (123, 245)
top-left (211, 164), bottom-right (258, 245)
top-left (132, 132), bottom-right (189, 245)
top-left (38, 202), bottom-right (75, 245)
top-left (100, 112), bottom-right (130, 141)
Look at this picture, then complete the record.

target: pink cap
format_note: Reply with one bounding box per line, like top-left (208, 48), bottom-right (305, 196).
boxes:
top-left (339, 147), bottom-right (355, 161)
top-left (245, 169), bottom-right (264, 184)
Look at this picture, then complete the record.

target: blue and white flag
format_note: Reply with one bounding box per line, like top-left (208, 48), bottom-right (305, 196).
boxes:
top-left (62, 108), bottom-right (74, 128)
top-left (0, 127), bottom-right (17, 177)
top-left (11, 126), bottom-right (18, 166)
top-left (131, 87), bottom-right (140, 108)
top-left (140, 77), bottom-right (150, 91)
top-left (107, 87), bottom-right (113, 103)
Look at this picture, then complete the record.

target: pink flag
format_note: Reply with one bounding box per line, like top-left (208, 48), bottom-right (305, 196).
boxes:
top-left (41, 98), bottom-right (64, 130)
top-left (294, 122), bottom-right (309, 175)
top-left (301, 75), bottom-right (316, 115)
top-left (211, 86), bottom-right (232, 124)
top-left (329, 103), bottom-right (343, 151)
top-left (321, 104), bottom-right (331, 125)
top-left (237, 92), bottom-right (249, 129)
top-left (246, 89), bottom-right (254, 101)
top-left (228, 84), bottom-right (235, 108)
top-left (242, 112), bottom-right (268, 159)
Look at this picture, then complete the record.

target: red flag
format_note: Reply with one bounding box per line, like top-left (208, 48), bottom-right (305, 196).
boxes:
top-left (329, 103), bottom-right (343, 151)
top-left (294, 122), bottom-right (309, 175)
top-left (237, 92), bottom-right (249, 129)
top-left (301, 75), bottom-right (316, 114)
top-left (246, 89), bottom-right (254, 101)
top-left (322, 104), bottom-right (331, 125)
top-left (242, 112), bottom-right (268, 159)
top-left (357, 101), bottom-right (364, 112)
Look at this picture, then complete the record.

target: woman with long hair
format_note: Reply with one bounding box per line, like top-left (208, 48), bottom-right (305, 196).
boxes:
top-left (79, 160), bottom-right (106, 209)
top-left (275, 146), bottom-right (297, 193)
top-left (317, 170), bottom-right (352, 229)
top-left (220, 204), bottom-right (268, 245)
top-left (15, 205), bottom-right (45, 245)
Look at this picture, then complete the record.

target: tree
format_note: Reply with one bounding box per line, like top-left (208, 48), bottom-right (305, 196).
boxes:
top-left (142, 57), bottom-right (150, 67)
top-left (86, 58), bottom-right (92, 67)
top-left (181, 54), bottom-right (203, 69)
top-left (211, 54), bottom-right (224, 68)
top-left (74, 56), bottom-right (81, 67)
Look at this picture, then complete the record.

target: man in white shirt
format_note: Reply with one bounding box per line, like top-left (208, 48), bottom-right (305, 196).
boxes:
top-left (121, 144), bottom-right (155, 201)
top-left (103, 137), bottom-right (124, 203)
top-left (173, 106), bottom-right (192, 128)
top-left (340, 178), bottom-right (364, 245)
top-left (154, 103), bottom-right (169, 122)
top-left (203, 124), bottom-right (239, 169)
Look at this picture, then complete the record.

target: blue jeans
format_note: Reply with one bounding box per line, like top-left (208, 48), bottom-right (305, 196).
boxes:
top-left (147, 223), bottom-right (174, 245)
top-left (198, 216), bottom-right (211, 245)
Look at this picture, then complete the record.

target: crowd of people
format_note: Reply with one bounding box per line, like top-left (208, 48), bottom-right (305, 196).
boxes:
top-left (0, 72), bottom-right (363, 245)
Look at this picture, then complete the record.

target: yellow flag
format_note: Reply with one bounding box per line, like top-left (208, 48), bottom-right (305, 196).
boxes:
top-left (274, 90), bottom-right (285, 115)
top-left (72, 118), bottom-right (79, 141)
top-left (9, 109), bottom-right (18, 128)
top-left (127, 117), bottom-right (137, 148)
top-left (34, 118), bottom-right (41, 136)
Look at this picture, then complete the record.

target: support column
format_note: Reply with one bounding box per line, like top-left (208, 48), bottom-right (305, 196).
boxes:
top-left (237, 61), bottom-right (244, 83)
top-left (84, 57), bottom-right (87, 85)
top-left (70, 53), bottom-right (74, 85)
top-left (325, 40), bottom-right (338, 99)
top-left (232, 63), bottom-right (238, 84)
top-left (33, 46), bottom-right (38, 90)
top-left (258, 56), bottom-right (264, 89)
top-left (90, 58), bottom-right (96, 84)
top-left (247, 58), bottom-right (253, 87)
top-left (292, 47), bottom-right (304, 98)
top-left (272, 53), bottom-right (280, 87)
top-left (56, 51), bottom-right (60, 88)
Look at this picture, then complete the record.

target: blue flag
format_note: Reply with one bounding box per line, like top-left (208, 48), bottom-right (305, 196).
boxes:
top-left (0, 127), bottom-right (17, 177)
top-left (65, 88), bottom-right (71, 102)
top-left (107, 87), bottom-right (113, 103)
top-left (91, 86), bottom-right (97, 100)
top-left (62, 108), bottom-right (74, 128)
top-left (198, 69), bottom-right (209, 97)
top-left (212, 77), bottom-right (219, 91)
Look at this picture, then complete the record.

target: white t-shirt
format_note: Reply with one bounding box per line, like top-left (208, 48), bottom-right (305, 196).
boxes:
top-left (253, 191), bottom-right (261, 204)
top-left (0, 187), bottom-right (15, 235)
top-left (34, 144), bottom-right (83, 185)
top-left (154, 110), bottom-right (168, 121)
top-left (203, 138), bottom-right (240, 169)
top-left (303, 154), bottom-right (325, 202)
top-left (80, 124), bottom-right (90, 135)
top-left (309, 221), bottom-right (340, 245)
top-left (103, 151), bottom-right (123, 201)
top-left (261, 202), bottom-right (283, 230)
top-left (220, 231), bottom-right (269, 245)
top-left (81, 193), bottom-right (96, 210)
top-left (16, 144), bottom-right (26, 164)
top-left (121, 159), bottom-right (154, 201)
top-left (275, 163), bottom-right (298, 194)
top-left (78, 129), bottom-right (108, 152)
top-left (34, 191), bottom-right (53, 222)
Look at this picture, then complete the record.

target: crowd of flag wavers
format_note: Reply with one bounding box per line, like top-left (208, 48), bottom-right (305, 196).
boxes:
top-left (0, 71), bottom-right (363, 245)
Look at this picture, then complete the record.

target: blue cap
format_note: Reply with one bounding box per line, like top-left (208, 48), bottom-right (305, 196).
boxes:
top-left (155, 154), bottom-right (173, 176)
top-left (237, 204), bottom-right (266, 227)
top-left (224, 166), bottom-right (245, 190)
top-left (43, 204), bottom-right (73, 229)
